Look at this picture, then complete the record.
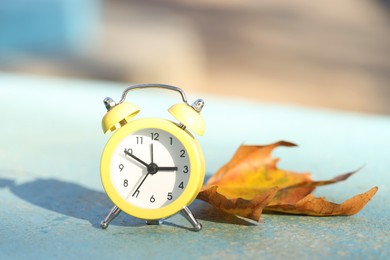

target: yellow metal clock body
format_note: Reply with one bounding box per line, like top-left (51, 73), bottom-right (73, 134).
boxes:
top-left (101, 118), bottom-right (205, 220)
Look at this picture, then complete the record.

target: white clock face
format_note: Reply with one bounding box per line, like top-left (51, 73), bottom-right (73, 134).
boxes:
top-left (110, 128), bottom-right (190, 209)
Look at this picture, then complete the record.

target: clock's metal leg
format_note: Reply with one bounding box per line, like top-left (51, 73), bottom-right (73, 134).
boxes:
top-left (146, 219), bottom-right (163, 225)
top-left (100, 205), bottom-right (121, 229)
top-left (180, 206), bottom-right (202, 232)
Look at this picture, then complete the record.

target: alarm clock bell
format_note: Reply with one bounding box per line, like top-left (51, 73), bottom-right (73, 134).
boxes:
top-left (101, 101), bottom-right (140, 134)
top-left (168, 100), bottom-right (205, 136)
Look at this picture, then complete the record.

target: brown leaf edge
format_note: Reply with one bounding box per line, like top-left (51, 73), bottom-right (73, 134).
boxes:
top-left (268, 169), bottom-right (359, 206)
top-left (197, 185), bottom-right (279, 222)
top-left (264, 186), bottom-right (378, 216)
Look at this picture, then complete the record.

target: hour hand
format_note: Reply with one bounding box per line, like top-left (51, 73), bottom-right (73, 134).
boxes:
top-left (124, 149), bottom-right (148, 167)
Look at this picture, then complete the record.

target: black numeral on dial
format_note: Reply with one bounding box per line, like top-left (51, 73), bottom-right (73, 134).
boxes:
top-left (167, 192), bottom-right (173, 200)
top-left (178, 182), bottom-right (184, 189)
top-left (150, 195), bottom-right (156, 203)
top-left (150, 133), bottom-right (159, 141)
top-left (124, 148), bottom-right (133, 155)
top-left (133, 190), bottom-right (140, 198)
top-left (136, 137), bottom-right (143, 144)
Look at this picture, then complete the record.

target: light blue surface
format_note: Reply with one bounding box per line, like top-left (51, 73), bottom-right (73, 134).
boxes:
top-left (0, 73), bottom-right (389, 259)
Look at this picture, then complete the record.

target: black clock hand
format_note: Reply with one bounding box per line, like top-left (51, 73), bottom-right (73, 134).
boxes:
top-left (131, 144), bottom-right (156, 197)
top-left (131, 164), bottom-right (176, 197)
top-left (124, 149), bottom-right (148, 167)
top-left (157, 166), bottom-right (178, 171)
top-left (150, 144), bottom-right (176, 172)
top-left (150, 143), bottom-right (154, 163)
top-left (132, 171), bottom-right (151, 197)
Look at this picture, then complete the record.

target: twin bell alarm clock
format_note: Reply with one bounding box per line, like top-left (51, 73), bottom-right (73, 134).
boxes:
top-left (99, 84), bottom-right (206, 231)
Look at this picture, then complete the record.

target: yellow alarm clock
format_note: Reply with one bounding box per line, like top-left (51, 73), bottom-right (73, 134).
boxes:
top-left (99, 84), bottom-right (205, 231)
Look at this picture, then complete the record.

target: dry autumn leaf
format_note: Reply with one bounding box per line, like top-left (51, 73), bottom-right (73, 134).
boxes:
top-left (197, 141), bottom-right (378, 222)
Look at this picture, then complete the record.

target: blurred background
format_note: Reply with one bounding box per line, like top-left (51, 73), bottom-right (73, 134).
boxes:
top-left (1, 0), bottom-right (389, 114)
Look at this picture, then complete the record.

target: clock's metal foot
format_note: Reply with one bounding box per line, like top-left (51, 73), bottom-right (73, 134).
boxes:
top-left (100, 205), bottom-right (121, 229)
top-left (146, 219), bottom-right (163, 225)
top-left (180, 206), bottom-right (202, 232)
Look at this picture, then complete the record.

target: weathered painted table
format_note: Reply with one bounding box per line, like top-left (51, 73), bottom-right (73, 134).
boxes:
top-left (1, 73), bottom-right (389, 259)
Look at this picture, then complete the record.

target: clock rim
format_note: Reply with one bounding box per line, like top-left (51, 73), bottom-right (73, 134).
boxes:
top-left (100, 118), bottom-right (205, 220)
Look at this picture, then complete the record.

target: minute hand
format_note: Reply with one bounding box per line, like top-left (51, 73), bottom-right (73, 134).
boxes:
top-left (157, 166), bottom-right (178, 171)
top-left (124, 149), bottom-right (148, 167)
